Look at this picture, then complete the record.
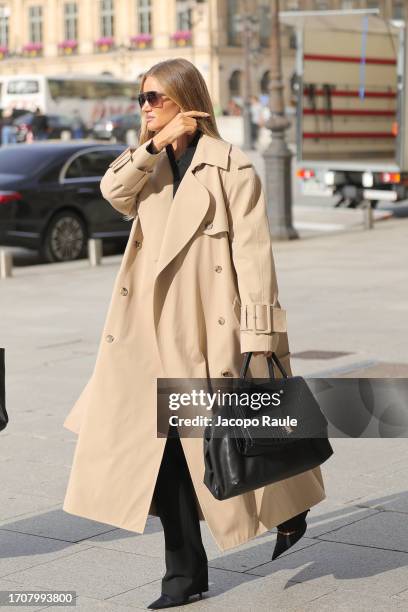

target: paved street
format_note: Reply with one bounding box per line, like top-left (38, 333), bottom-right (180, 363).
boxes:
top-left (0, 173), bottom-right (408, 609)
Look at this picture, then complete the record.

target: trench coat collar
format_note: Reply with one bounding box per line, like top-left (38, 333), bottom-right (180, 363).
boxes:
top-left (188, 131), bottom-right (231, 172)
top-left (154, 130), bottom-right (230, 173)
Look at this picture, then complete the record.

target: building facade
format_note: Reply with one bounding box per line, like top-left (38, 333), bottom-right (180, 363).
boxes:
top-left (0, 0), bottom-right (405, 113)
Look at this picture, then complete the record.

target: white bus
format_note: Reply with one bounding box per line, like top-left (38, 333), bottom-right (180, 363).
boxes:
top-left (0, 74), bottom-right (139, 129)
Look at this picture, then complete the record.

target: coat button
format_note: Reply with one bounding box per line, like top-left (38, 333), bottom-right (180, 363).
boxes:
top-left (221, 369), bottom-right (233, 377)
top-left (204, 221), bottom-right (213, 230)
top-left (106, 334), bottom-right (114, 343)
top-left (218, 317), bottom-right (225, 325)
top-left (120, 287), bottom-right (128, 296)
top-left (214, 265), bottom-right (222, 273)
top-left (134, 240), bottom-right (142, 248)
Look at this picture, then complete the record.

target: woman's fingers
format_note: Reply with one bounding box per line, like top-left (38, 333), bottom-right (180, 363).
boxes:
top-left (154, 110), bottom-right (210, 148)
top-left (182, 110), bottom-right (211, 117)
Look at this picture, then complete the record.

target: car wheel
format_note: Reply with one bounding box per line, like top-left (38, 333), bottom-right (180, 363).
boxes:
top-left (125, 129), bottom-right (138, 146)
top-left (40, 211), bottom-right (87, 263)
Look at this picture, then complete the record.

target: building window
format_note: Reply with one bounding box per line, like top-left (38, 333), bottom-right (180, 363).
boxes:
top-left (0, 4), bottom-right (9, 48)
top-left (341, 0), bottom-right (355, 9)
top-left (64, 2), bottom-right (78, 40)
top-left (100, 0), bottom-right (114, 37)
top-left (227, 0), bottom-right (240, 46)
top-left (229, 70), bottom-right (242, 99)
top-left (138, 0), bottom-right (152, 34)
top-left (176, 0), bottom-right (192, 31)
top-left (259, 0), bottom-right (270, 47)
top-left (285, 0), bottom-right (299, 9)
top-left (393, 1), bottom-right (404, 20)
top-left (315, 1), bottom-right (330, 9)
top-left (29, 5), bottom-right (43, 43)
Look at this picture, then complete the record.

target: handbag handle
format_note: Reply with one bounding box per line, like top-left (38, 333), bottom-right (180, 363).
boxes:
top-left (239, 351), bottom-right (288, 380)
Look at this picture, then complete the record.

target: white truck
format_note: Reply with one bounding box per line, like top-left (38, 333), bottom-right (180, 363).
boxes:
top-left (281, 8), bottom-right (407, 208)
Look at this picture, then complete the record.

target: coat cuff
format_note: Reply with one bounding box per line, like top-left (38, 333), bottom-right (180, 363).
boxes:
top-left (240, 303), bottom-right (287, 334)
top-left (108, 137), bottom-right (163, 174)
top-left (240, 332), bottom-right (279, 354)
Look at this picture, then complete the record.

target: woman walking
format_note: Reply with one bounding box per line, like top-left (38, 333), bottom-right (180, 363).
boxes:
top-left (62, 58), bottom-right (326, 609)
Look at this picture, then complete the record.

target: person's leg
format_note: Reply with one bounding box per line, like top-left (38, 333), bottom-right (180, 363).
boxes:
top-left (250, 122), bottom-right (258, 149)
top-left (2, 126), bottom-right (11, 145)
top-left (153, 426), bottom-right (208, 599)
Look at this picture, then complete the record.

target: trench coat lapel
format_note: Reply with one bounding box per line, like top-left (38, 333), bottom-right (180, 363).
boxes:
top-left (154, 133), bottom-right (231, 280)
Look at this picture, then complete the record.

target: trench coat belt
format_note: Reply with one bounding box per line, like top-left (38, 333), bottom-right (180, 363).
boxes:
top-left (240, 303), bottom-right (287, 334)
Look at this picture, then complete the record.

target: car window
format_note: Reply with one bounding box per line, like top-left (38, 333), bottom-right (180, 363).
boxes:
top-left (14, 114), bottom-right (33, 125)
top-left (65, 149), bottom-right (124, 179)
top-left (7, 79), bottom-right (39, 94)
top-left (38, 163), bottom-right (62, 183)
top-left (52, 115), bottom-right (70, 127)
top-left (46, 117), bottom-right (58, 128)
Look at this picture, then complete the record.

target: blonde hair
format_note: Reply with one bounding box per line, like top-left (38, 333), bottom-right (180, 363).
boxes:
top-left (121, 58), bottom-right (222, 220)
top-left (138, 57), bottom-right (222, 144)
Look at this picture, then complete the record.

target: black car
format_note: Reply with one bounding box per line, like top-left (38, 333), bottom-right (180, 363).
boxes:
top-left (0, 141), bottom-right (131, 262)
top-left (13, 112), bottom-right (89, 142)
top-left (91, 113), bottom-right (141, 144)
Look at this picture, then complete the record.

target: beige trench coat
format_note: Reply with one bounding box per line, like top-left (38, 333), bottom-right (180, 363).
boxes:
top-left (62, 132), bottom-right (326, 551)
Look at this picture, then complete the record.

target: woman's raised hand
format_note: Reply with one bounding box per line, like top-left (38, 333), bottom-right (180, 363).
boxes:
top-left (152, 111), bottom-right (210, 151)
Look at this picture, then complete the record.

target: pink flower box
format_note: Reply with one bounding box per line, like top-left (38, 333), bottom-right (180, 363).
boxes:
top-left (23, 42), bottom-right (43, 52)
top-left (58, 39), bottom-right (78, 49)
top-left (95, 37), bottom-right (114, 46)
top-left (170, 30), bottom-right (192, 41)
top-left (130, 34), bottom-right (153, 43)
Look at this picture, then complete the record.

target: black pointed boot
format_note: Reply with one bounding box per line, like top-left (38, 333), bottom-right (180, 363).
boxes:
top-left (147, 591), bottom-right (205, 609)
top-left (272, 509), bottom-right (310, 561)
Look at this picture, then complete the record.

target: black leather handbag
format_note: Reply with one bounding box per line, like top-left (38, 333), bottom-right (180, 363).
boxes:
top-left (203, 351), bottom-right (333, 500)
top-left (0, 348), bottom-right (8, 431)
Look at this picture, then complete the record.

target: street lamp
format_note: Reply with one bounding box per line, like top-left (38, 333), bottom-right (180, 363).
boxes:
top-left (233, 5), bottom-right (260, 150)
top-left (263, 0), bottom-right (298, 240)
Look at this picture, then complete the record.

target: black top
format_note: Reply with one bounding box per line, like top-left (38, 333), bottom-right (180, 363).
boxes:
top-left (146, 129), bottom-right (202, 197)
top-left (32, 114), bottom-right (48, 134)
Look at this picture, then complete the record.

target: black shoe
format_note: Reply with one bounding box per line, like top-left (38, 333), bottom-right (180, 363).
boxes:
top-left (147, 591), bottom-right (205, 609)
top-left (272, 509), bottom-right (310, 561)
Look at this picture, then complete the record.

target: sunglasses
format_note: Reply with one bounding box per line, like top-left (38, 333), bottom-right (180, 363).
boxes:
top-left (138, 91), bottom-right (171, 108)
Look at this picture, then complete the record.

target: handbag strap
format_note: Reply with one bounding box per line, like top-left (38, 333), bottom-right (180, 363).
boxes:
top-left (239, 351), bottom-right (288, 380)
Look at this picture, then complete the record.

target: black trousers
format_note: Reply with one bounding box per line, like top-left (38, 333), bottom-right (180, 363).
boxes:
top-left (152, 425), bottom-right (208, 598)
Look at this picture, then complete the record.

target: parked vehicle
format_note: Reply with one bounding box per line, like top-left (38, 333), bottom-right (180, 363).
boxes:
top-left (281, 8), bottom-right (407, 208)
top-left (12, 112), bottom-right (89, 143)
top-left (91, 112), bottom-right (141, 145)
top-left (0, 73), bottom-right (138, 130)
top-left (0, 142), bottom-right (130, 262)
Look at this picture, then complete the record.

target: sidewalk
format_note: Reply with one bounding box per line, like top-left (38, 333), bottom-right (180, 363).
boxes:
top-left (0, 204), bottom-right (407, 609)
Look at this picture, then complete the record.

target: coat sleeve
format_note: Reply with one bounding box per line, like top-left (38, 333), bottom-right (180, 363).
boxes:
top-left (225, 162), bottom-right (288, 354)
top-left (100, 137), bottom-right (162, 217)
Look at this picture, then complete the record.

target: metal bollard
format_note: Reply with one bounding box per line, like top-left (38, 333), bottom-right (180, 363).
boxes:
top-left (363, 201), bottom-right (374, 230)
top-left (0, 249), bottom-right (13, 279)
top-left (88, 238), bottom-right (102, 266)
